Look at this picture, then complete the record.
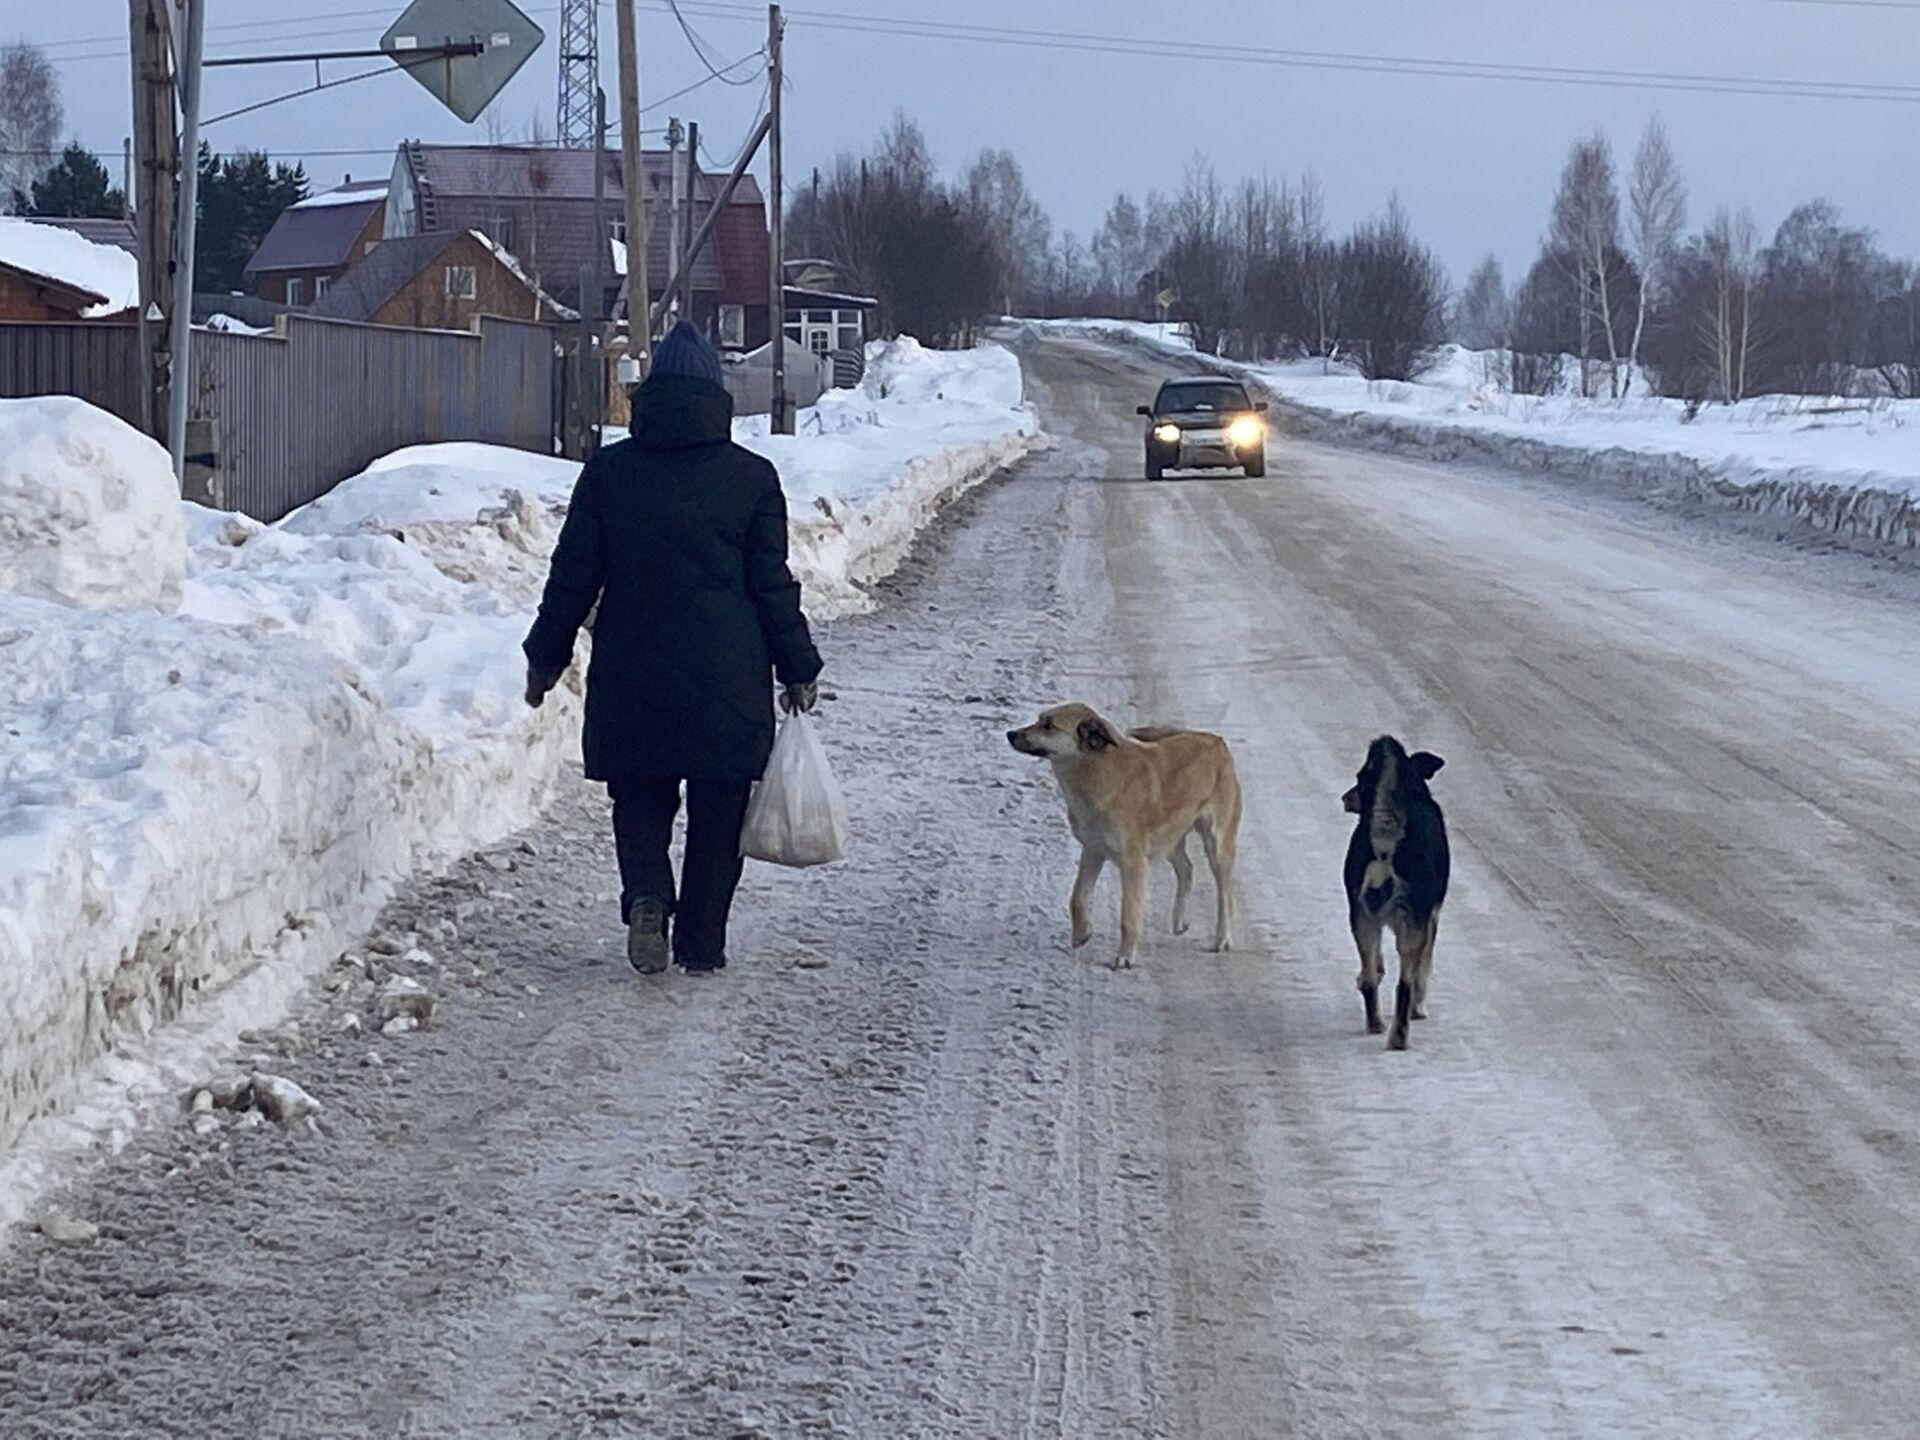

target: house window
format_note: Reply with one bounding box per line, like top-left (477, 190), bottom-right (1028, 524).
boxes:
top-left (286, 277), bottom-right (305, 306)
top-left (315, 275), bottom-right (331, 297)
top-left (809, 330), bottom-right (831, 356)
top-left (488, 218), bottom-right (514, 254)
top-left (609, 217), bottom-right (627, 243)
top-left (445, 266), bottom-right (477, 300)
top-left (719, 304), bottom-right (744, 348)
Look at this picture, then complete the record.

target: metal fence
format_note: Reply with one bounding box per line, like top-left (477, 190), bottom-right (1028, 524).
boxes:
top-left (0, 321), bottom-right (149, 431)
top-left (0, 314), bottom-right (559, 523)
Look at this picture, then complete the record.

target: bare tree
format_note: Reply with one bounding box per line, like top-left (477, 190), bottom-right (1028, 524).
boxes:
top-left (1454, 255), bottom-right (1510, 348)
top-left (1090, 192), bottom-right (1149, 310)
top-left (1550, 133), bottom-right (1629, 397)
top-left (963, 148), bottom-right (1052, 315)
top-left (1452, 254), bottom-right (1512, 388)
top-left (1702, 206), bottom-right (1761, 403)
top-left (1295, 173), bottom-right (1340, 365)
top-left (1626, 118), bottom-right (1687, 396)
top-left (1163, 158), bottom-right (1236, 355)
top-left (1337, 197), bottom-right (1449, 381)
top-left (0, 43), bottom-right (61, 214)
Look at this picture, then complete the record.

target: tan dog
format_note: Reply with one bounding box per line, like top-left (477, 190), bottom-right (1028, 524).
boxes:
top-left (1007, 703), bottom-right (1242, 968)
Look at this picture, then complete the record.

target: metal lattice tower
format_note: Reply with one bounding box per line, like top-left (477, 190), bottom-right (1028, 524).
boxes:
top-left (556, 0), bottom-right (599, 148)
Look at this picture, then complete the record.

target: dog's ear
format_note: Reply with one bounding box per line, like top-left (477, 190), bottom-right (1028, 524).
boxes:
top-left (1077, 716), bottom-right (1117, 752)
top-left (1342, 784), bottom-right (1360, 814)
top-left (1412, 752), bottom-right (1445, 781)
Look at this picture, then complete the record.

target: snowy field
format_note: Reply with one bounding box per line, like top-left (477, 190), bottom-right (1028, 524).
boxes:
top-left (1033, 319), bottom-right (1920, 547)
top-left (0, 339), bottom-right (1037, 1221)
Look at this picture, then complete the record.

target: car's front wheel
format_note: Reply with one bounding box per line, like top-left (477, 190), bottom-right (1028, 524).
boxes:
top-left (1242, 452), bottom-right (1266, 479)
top-left (1146, 452), bottom-right (1165, 481)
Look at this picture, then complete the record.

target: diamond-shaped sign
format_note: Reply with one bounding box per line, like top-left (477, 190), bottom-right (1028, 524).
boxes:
top-left (382, 0), bottom-right (545, 124)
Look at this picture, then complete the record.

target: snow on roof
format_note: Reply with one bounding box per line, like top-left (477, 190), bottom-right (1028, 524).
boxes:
top-left (0, 216), bottom-right (138, 317)
top-left (291, 184), bottom-right (388, 210)
top-left (468, 230), bottom-right (579, 322)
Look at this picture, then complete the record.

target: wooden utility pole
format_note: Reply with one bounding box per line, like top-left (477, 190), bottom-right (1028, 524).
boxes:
top-left (129, 0), bottom-right (178, 440)
top-left (681, 121), bottom-right (698, 323)
top-left (614, 0), bottom-right (651, 373)
top-left (768, 4), bottom-right (790, 434)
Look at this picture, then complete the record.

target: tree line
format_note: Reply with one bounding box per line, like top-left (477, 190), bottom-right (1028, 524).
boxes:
top-left (1472, 120), bottom-right (1920, 402)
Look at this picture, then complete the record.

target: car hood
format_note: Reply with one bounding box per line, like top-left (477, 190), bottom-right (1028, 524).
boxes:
top-left (1155, 408), bottom-right (1256, 426)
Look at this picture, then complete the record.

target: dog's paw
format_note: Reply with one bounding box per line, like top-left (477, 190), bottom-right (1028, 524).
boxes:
top-left (1172, 916), bottom-right (1191, 936)
top-left (1412, 1003), bottom-right (1429, 1021)
top-left (1208, 936), bottom-right (1232, 954)
top-left (1366, 1018), bottom-right (1386, 1036)
top-left (1387, 1027), bottom-right (1410, 1051)
top-left (1071, 928), bottom-right (1093, 950)
top-left (1109, 954), bottom-right (1135, 971)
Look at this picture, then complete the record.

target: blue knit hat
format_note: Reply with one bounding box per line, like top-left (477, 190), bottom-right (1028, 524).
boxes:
top-left (647, 319), bottom-right (724, 386)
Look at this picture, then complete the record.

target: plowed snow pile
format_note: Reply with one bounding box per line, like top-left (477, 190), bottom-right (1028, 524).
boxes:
top-left (0, 340), bottom-right (1038, 1216)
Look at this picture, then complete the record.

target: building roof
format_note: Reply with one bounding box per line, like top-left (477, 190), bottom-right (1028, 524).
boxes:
top-left (401, 143), bottom-right (764, 208)
top-left (786, 286), bottom-right (878, 310)
top-left (306, 231), bottom-right (467, 322)
top-left (307, 230), bottom-right (572, 324)
top-left (24, 216), bottom-right (138, 253)
top-left (398, 143), bottom-right (769, 305)
top-left (245, 188), bottom-right (384, 276)
top-left (0, 216), bottom-right (137, 316)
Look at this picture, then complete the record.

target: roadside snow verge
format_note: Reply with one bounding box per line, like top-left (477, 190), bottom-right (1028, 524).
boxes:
top-left (1033, 320), bottom-right (1920, 551)
top-left (736, 337), bottom-right (1042, 611)
top-left (0, 338), bottom-right (1038, 1222)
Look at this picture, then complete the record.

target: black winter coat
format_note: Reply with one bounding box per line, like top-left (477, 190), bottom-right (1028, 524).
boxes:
top-left (523, 373), bottom-right (823, 783)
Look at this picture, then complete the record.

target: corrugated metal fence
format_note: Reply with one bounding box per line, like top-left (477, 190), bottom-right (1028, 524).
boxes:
top-left (0, 314), bottom-right (558, 522)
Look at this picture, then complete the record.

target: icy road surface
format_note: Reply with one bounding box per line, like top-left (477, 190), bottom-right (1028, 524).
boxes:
top-left (7, 330), bottom-right (1920, 1437)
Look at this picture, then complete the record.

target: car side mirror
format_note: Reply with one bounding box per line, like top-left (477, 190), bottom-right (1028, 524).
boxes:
top-left (1136, 405), bottom-right (1152, 417)
top-left (1254, 401), bottom-right (1268, 413)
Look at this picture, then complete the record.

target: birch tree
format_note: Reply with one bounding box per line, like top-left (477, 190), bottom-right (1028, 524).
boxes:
top-left (1626, 118), bottom-right (1687, 396)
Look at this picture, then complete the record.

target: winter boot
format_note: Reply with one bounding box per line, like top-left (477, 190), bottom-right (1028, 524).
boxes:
top-left (627, 899), bottom-right (670, 975)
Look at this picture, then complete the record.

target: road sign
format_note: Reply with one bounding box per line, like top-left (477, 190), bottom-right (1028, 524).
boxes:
top-left (382, 0), bottom-right (544, 123)
top-left (1156, 287), bottom-right (1178, 310)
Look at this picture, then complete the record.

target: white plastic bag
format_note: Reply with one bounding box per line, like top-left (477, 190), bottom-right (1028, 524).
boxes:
top-left (740, 712), bottom-right (850, 867)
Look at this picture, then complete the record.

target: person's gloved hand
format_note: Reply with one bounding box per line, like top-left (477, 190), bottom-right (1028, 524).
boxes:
top-left (780, 681), bottom-right (819, 715)
top-left (525, 663), bottom-right (565, 709)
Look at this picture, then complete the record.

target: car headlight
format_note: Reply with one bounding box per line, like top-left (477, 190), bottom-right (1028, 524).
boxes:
top-left (1153, 423), bottom-right (1181, 444)
top-left (1227, 415), bottom-right (1265, 448)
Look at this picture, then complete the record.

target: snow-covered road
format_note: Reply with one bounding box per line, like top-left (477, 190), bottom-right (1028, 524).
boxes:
top-left (7, 330), bottom-right (1920, 1436)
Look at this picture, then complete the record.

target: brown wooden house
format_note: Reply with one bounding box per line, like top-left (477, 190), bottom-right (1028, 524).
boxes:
top-left (244, 182), bottom-right (388, 306)
top-left (307, 229), bottom-right (574, 330)
top-left (384, 142), bottom-right (771, 348)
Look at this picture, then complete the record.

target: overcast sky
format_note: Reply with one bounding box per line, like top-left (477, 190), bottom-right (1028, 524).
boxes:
top-left (19, 0), bottom-right (1920, 282)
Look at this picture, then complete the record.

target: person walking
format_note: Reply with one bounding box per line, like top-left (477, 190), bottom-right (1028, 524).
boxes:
top-left (523, 320), bottom-right (822, 974)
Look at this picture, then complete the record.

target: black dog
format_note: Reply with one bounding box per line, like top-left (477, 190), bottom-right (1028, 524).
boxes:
top-left (1342, 737), bottom-right (1450, 1050)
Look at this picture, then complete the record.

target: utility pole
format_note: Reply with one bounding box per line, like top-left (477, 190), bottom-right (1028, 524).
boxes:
top-left (666, 116), bottom-right (685, 323)
top-left (129, 0), bottom-right (178, 440)
top-left (768, 3), bottom-right (790, 434)
top-left (614, 0), bottom-right (651, 373)
top-left (681, 121), bottom-right (698, 324)
top-left (167, 0), bottom-right (208, 483)
top-left (584, 85), bottom-right (608, 456)
top-left (121, 138), bottom-right (133, 221)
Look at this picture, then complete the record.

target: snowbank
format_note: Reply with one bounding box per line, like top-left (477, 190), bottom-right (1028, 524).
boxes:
top-left (0, 339), bottom-right (1039, 1217)
top-left (1037, 322), bottom-right (1920, 550)
top-left (0, 436), bottom-right (585, 1213)
top-left (0, 398), bottom-right (186, 610)
top-left (0, 217), bottom-right (139, 318)
top-left (735, 337), bottom-right (1041, 610)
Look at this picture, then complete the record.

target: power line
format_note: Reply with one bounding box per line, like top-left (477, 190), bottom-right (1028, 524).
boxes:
top-left (664, 0), bottom-right (764, 84)
top-left (655, 1), bottom-right (1920, 104)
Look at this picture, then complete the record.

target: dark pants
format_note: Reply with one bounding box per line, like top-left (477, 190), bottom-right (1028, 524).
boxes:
top-left (608, 777), bottom-right (753, 965)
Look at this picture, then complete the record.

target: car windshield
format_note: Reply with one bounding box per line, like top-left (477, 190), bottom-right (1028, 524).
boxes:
top-left (1156, 381), bottom-right (1251, 414)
